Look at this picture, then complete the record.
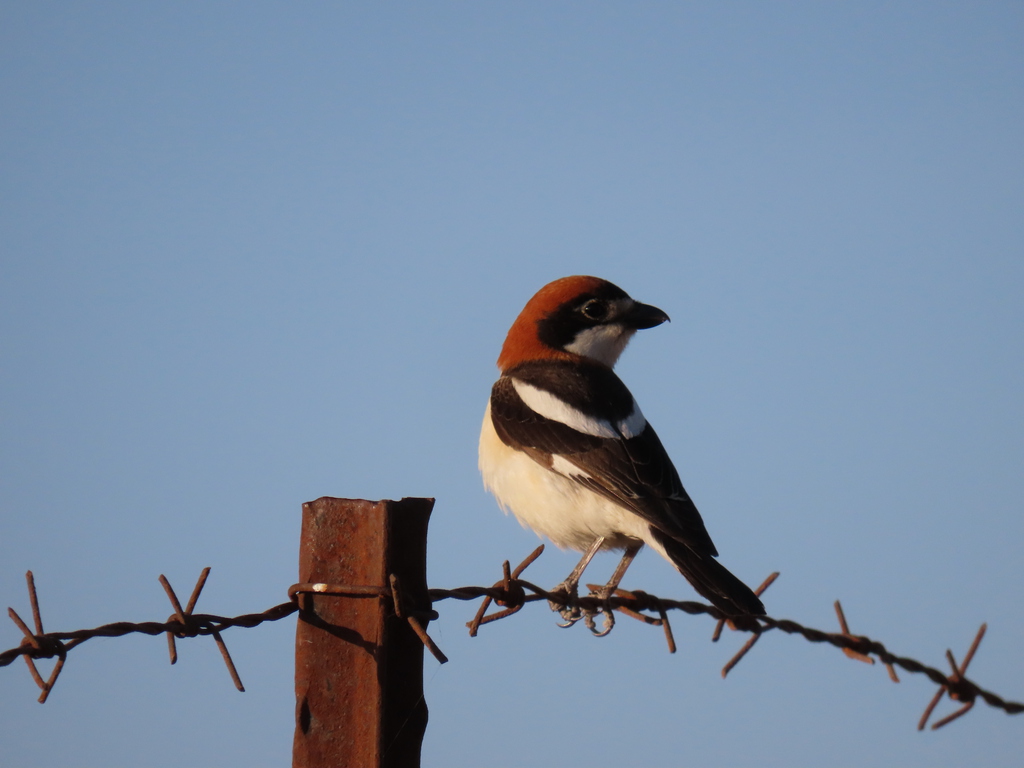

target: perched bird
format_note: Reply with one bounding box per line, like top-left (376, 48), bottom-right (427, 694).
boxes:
top-left (479, 275), bottom-right (765, 624)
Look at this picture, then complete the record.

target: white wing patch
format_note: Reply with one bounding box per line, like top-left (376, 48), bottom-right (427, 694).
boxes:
top-left (617, 399), bottom-right (647, 438)
top-left (512, 379), bottom-right (618, 437)
top-left (550, 454), bottom-right (591, 479)
top-left (511, 379), bottom-right (647, 440)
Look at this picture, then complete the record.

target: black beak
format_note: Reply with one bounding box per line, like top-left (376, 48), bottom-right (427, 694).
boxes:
top-left (625, 301), bottom-right (670, 330)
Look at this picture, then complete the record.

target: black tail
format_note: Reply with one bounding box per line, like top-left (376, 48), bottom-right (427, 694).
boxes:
top-left (650, 528), bottom-right (765, 616)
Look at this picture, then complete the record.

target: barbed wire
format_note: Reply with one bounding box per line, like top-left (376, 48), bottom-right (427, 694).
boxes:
top-left (2, 568), bottom-right (298, 700)
top-left (4, 548), bottom-right (1022, 731)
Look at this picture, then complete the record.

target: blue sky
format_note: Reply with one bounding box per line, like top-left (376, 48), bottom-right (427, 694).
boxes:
top-left (1, 3), bottom-right (1022, 766)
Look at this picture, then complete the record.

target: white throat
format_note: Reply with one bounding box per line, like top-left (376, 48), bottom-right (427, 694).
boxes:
top-left (563, 324), bottom-right (635, 367)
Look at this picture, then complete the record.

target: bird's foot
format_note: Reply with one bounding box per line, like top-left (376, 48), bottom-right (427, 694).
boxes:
top-left (583, 584), bottom-right (616, 637)
top-left (583, 604), bottom-right (615, 636)
top-left (548, 581), bottom-right (582, 627)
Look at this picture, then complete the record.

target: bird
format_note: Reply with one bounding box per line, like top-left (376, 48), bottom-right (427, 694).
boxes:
top-left (478, 275), bottom-right (765, 629)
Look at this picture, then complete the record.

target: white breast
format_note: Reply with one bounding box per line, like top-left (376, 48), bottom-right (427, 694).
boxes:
top-left (478, 402), bottom-right (649, 553)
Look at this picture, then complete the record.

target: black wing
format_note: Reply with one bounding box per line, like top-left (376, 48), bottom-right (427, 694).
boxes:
top-left (490, 364), bottom-right (718, 556)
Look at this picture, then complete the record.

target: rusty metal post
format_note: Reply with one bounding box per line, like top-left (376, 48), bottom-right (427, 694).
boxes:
top-left (293, 497), bottom-right (434, 768)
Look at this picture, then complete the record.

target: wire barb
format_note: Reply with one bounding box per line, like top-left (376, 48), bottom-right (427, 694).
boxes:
top-left (834, 600), bottom-right (873, 664)
top-left (712, 571), bottom-right (778, 643)
top-left (918, 623), bottom-right (987, 731)
top-left (711, 572), bottom-right (777, 677)
top-left (833, 600), bottom-right (900, 682)
top-left (466, 544), bottom-right (544, 636)
top-left (3, 555), bottom-right (1022, 732)
top-left (7, 573), bottom-right (67, 702)
top-left (432, 550), bottom-right (1024, 728)
top-left (389, 573), bottom-right (448, 664)
top-left (158, 569), bottom-right (244, 691)
top-left (721, 632), bottom-right (761, 679)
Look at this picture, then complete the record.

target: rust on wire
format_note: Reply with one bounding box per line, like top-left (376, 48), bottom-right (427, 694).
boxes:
top-left (430, 549), bottom-right (1023, 728)
top-left (721, 633), bottom-right (761, 679)
top-left (712, 571), bottom-right (779, 643)
top-left (28, 572), bottom-right (44, 639)
top-left (4, 544), bottom-right (1023, 733)
top-left (288, 583), bottom-right (387, 599)
top-left (467, 544), bottom-right (544, 636)
top-left (390, 574), bottom-right (448, 664)
top-left (712, 571), bottom-right (777, 678)
top-left (8, 572), bottom-right (66, 703)
top-left (834, 600), bottom-right (899, 682)
top-left (286, 576), bottom-right (448, 666)
top-left (159, 569), bottom-right (244, 691)
top-left (918, 623), bottom-right (987, 731)
top-left (3, 569), bottom-right (298, 703)
top-left (655, 600), bottom-right (676, 654)
top-left (591, 588), bottom-right (677, 653)
top-left (834, 600), bottom-right (874, 664)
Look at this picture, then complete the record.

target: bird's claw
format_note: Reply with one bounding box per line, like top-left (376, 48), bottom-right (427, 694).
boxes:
top-left (549, 582), bottom-right (582, 627)
top-left (556, 610), bottom-right (581, 628)
top-left (583, 586), bottom-right (617, 636)
top-left (550, 579), bottom-right (618, 635)
top-left (584, 603), bottom-right (615, 636)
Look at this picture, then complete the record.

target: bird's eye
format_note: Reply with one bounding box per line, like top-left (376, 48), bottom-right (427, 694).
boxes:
top-left (580, 299), bottom-right (608, 321)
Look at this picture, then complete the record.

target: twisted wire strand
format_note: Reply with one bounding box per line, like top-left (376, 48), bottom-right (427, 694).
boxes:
top-left (4, 565), bottom-right (1022, 724)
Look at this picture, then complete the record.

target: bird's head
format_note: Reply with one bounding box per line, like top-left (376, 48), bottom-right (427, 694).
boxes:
top-left (497, 275), bottom-right (670, 372)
